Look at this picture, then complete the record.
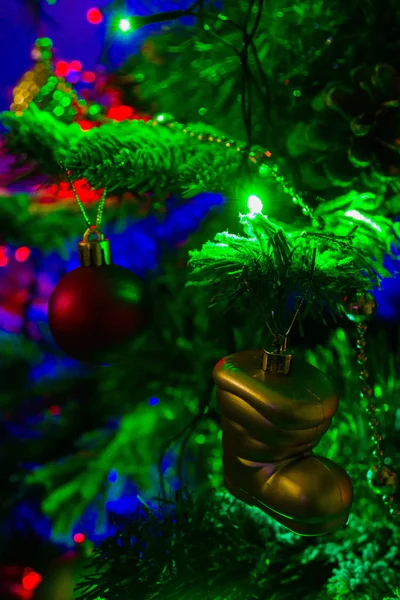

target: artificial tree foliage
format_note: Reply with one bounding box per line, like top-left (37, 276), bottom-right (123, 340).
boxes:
top-left (1, 0), bottom-right (400, 599)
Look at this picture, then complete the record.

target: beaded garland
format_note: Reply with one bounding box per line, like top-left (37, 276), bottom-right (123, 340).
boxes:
top-left (345, 292), bottom-right (400, 519)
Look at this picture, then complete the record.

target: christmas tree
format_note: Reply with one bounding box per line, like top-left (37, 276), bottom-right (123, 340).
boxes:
top-left (1, 1), bottom-right (400, 599)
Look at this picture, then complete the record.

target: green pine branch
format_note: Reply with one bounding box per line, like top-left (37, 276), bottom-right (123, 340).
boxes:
top-left (0, 107), bottom-right (268, 198)
top-left (66, 119), bottom-right (276, 198)
top-left (66, 119), bottom-right (191, 195)
top-left (188, 213), bottom-right (391, 333)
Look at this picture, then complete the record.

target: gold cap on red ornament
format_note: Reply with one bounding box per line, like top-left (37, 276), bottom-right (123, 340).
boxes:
top-left (78, 227), bottom-right (112, 267)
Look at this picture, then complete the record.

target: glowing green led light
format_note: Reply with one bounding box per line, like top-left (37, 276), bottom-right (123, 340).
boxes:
top-left (344, 210), bottom-right (382, 232)
top-left (53, 106), bottom-right (64, 116)
top-left (156, 114), bottom-right (166, 122)
top-left (198, 107), bottom-right (207, 116)
top-left (118, 18), bottom-right (132, 32)
top-left (61, 96), bottom-right (71, 107)
top-left (247, 195), bottom-right (263, 214)
top-left (195, 434), bottom-right (206, 445)
top-left (293, 90), bottom-right (301, 97)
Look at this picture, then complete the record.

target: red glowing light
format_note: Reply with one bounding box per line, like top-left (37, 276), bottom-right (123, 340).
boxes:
top-left (15, 246), bottom-right (31, 262)
top-left (82, 71), bottom-right (96, 83)
top-left (73, 532), bottom-right (86, 543)
top-left (70, 60), bottom-right (82, 72)
top-left (107, 105), bottom-right (134, 121)
top-left (87, 7), bottom-right (103, 24)
top-left (22, 571), bottom-right (42, 590)
top-left (49, 405), bottom-right (61, 416)
top-left (265, 150), bottom-right (272, 158)
top-left (285, 79), bottom-right (290, 85)
top-left (78, 119), bottom-right (97, 130)
top-left (36, 179), bottom-right (103, 202)
top-left (55, 60), bottom-right (70, 77)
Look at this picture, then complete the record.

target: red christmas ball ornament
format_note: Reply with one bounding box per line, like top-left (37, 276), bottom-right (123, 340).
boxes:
top-left (48, 227), bottom-right (145, 363)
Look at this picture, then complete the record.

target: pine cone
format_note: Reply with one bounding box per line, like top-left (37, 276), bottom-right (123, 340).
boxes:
top-left (327, 64), bottom-right (400, 175)
top-left (288, 64), bottom-right (400, 192)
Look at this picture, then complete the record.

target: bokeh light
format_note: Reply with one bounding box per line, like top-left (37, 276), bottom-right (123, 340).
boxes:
top-left (15, 247), bottom-right (31, 262)
top-left (70, 60), bottom-right (82, 72)
top-left (22, 570), bottom-right (42, 591)
top-left (55, 60), bottom-right (69, 77)
top-left (82, 71), bottom-right (96, 83)
top-left (118, 18), bottom-right (132, 32)
top-left (87, 7), bottom-right (103, 25)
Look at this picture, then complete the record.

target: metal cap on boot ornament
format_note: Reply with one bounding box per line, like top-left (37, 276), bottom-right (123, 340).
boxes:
top-left (262, 334), bottom-right (292, 375)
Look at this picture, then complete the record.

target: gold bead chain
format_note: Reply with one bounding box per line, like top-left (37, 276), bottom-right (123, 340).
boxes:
top-left (356, 322), bottom-right (400, 517)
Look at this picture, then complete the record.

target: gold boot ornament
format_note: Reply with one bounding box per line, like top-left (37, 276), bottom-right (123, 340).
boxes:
top-left (213, 346), bottom-right (353, 536)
